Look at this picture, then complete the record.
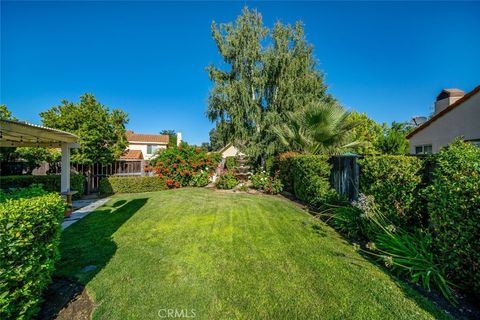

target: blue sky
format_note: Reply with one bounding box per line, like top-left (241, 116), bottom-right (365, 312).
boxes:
top-left (2, 1), bottom-right (479, 145)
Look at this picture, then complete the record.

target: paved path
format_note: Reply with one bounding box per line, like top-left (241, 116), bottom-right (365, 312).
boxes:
top-left (62, 197), bottom-right (110, 230)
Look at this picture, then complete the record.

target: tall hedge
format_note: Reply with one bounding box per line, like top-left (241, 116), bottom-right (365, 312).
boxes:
top-left (358, 156), bottom-right (422, 228)
top-left (0, 188), bottom-right (65, 319)
top-left (279, 154), bottom-right (336, 207)
top-left (99, 176), bottom-right (167, 194)
top-left (423, 140), bottom-right (480, 297)
top-left (0, 174), bottom-right (85, 199)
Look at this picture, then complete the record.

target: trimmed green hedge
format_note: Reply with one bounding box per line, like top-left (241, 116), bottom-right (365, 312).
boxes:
top-left (0, 187), bottom-right (65, 319)
top-left (279, 155), bottom-right (336, 207)
top-left (0, 174), bottom-right (85, 199)
top-left (358, 156), bottom-right (422, 228)
top-left (99, 176), bottom-right (167, 194)
top-left (423, 140), bottom-right (480, 298)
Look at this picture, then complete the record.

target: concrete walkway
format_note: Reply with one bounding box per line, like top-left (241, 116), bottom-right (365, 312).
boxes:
top-left (62, 197), bottom-right (110, 230)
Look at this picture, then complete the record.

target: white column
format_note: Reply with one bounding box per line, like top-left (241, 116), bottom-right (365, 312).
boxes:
top-left (176, 132), bottom-right (182, 146)
top-left (61, 143), bottom-right (71, 193)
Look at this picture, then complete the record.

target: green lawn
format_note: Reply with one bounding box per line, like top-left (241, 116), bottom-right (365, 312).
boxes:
top-left (55, 188), bottom-right (449, 319)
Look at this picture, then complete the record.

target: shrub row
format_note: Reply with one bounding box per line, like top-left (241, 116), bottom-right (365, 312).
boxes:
top-left (0, 186), bottom-right (65, 319)
top-left (99, 176), bottom-right (167, 194)
top-left (358, 155), bottom-right (423, 229)
top-left (278, 154), bottom-right (336, 207)
top-left (352, 140), bottom-right (480, 300)
top-left (277, 140), bottom-right (480, 300)
top-left (0, 174), bottom-right (85, 199)
top-left (423, 141), bottom-right (480, 297)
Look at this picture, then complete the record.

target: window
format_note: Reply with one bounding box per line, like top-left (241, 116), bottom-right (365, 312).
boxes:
top-left (147, 144), bottom-right (159, 155)
top-left (415, 144), bottom-right (432, 155)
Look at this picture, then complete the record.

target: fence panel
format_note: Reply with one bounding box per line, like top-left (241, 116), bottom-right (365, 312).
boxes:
top-left (330, 155), bottom-right (359, 202)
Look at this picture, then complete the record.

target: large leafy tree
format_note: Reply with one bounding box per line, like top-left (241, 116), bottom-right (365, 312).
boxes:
top-left (207, 7), bottom-right (333, 163)
top-left (345, 111), bottom-right (384, 155)
top-left (40, 93), bottom-right (129, 165)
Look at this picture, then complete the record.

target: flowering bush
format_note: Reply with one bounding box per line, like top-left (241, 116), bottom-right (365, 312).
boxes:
top-left (151, 143), bottom-right (219, 188)
top-left (251, 172), bottom-right (283, 194)
top-left (189, 170), bottom-right (210, 187)
top-left (215, 172), bottom-right (238, 189)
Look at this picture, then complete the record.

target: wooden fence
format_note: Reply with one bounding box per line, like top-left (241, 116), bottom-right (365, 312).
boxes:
top-left (71, 160), bottom-right (144, 194)
top-left (330, 155), bottom-right (359, 201)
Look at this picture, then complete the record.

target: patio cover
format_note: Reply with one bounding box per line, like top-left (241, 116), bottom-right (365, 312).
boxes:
top-left (0, 119), bottom-right (79, 193)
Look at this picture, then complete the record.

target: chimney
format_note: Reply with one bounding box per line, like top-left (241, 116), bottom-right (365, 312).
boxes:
top-left (434, 88), bottom-right (464, 114)
top-left (176, 132), bottom-right (182, 146)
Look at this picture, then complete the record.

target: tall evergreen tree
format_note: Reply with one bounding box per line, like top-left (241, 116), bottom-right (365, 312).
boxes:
top-left (207, 7), bottom-right (332, 163)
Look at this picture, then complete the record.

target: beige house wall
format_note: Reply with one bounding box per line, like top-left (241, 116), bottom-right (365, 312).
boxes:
top-left (409, 92), bottom-right (480, 153)
top-left (221, 145), bottom-right (244, 158)
top-left (128, 142), bottom-right (167, 160)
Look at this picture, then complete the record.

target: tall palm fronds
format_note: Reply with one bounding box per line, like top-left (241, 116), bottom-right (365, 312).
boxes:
top-left (273, 101), bottom-right (359, 155)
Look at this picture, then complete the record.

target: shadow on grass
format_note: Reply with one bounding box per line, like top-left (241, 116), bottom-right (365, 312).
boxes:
top-left (38, 197), bottom-right (148, 319)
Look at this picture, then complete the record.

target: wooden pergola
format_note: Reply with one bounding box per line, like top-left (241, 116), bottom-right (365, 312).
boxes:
top-left (0, 119), bottom-right (79, 193)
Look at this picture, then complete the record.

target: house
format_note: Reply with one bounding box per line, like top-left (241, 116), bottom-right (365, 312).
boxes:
top-left (121, 131), bottom-right (182, 160)
top-left (218, 143), bottom-right (245, 158)
top-left (407, 85), bottom-right (480, 154)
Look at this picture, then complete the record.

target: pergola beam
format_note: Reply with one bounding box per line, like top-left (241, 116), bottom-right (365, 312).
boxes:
top-left (0, 119), bottom-right (79, 194)
top-left (0, 120), bottom-right (77, 143)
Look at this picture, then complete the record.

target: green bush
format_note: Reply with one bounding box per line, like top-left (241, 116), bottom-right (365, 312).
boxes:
top-left (225, 156), bottom-right (237, 170)
top-left (99, 176), bottom-right (167, 194)
top-left (251, 172), bottom-right (283, 194)
top-left (216, 172), bottom-right (238, 190)
top-left (0, 174), bottom-right (85, 199)
top-left (276, 151), bottom-right (300, 192)
top-left (189, 170), bottom-right (210, 187)
top-left (0, 187), bottom-right (65, 319)
top-left (279, 155), bottom-right (336, 207)
top-left (358, 156), bottom-right (422, 228)
top-left (424, 140), bottom-right (480, 297)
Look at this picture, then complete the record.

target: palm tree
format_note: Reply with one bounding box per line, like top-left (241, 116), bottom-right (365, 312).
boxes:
top-left (273, 100), bottom-right (359, 155)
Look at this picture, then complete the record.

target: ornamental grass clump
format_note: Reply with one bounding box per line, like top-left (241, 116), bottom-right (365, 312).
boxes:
top-left (349, 194), bottom-right (457, 304)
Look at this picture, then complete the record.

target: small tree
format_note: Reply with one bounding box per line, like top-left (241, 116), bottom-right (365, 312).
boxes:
top-left (40, 93), bottom-right (129, 165)
top-left (159, 129), bottom-right (177, 148)
top-left (377, 122), bottom-right (411, 155)
top-left (345, 111), bottom-right (383, 155)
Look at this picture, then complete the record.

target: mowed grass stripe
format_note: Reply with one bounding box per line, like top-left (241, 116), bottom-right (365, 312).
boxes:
top-left (55, 188), bottom-right (449, 320)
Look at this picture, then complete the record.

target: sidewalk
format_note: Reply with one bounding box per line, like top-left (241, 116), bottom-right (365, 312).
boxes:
top-left (62, 197), bottom-right (110, 230)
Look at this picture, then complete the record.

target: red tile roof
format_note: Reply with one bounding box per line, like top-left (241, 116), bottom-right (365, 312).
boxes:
top-left (126, 131), bottom-right (169, 144)
top-left (120, 149), bottom-right (144, 160)
top-left (407, 85), bottom-right (480, 139)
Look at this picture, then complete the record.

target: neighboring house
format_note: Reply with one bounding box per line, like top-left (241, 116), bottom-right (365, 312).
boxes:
top-left (407, 85), bottom-right (480, 154)
top-left (218, 143), bottom-right (245, 158)
top-left (121, 131), bottom-right (182, 160)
